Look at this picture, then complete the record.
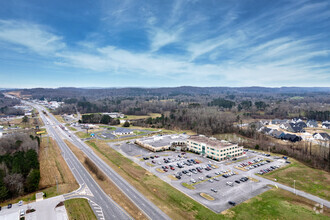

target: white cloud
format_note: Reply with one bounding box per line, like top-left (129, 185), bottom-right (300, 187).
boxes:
top-left (0, 20), bottom-right (65, 55)
top-left (149, 28), bottom-right (181, 52)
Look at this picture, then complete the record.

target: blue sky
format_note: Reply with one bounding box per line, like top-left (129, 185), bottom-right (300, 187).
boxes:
top-left (0, 0), bottom-right (329, 88)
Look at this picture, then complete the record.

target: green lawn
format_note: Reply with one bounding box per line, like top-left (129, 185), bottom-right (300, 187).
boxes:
top-left (99, 125), bottom-right (116, 131)
top-left (85, 140), bottom-right (329, 220)
top-left (65, 198), bottom-right (97, 220)
top-left (75, 131), bottom-right (92, 139)
top-left (68, 127), bottom-right (77, 131)
top-left (262, 159), bottom-right (330, 201)
top-left (229, 188), bottom-right (329, 219)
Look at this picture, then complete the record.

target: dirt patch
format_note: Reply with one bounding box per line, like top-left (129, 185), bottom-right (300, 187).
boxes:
top-left (167, 175), bottom-right (177, 181)
top-left (221, 209), bottom-right (235, 218)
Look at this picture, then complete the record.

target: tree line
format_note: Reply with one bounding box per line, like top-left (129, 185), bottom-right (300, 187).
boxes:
top-left (0, 133), bottom-right (40, 201)
top-left (81, 114), bottom-right (120, 125)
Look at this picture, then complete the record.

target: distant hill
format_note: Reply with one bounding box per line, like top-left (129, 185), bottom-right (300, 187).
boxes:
top-left (6, 86), bottom-right (330, 100)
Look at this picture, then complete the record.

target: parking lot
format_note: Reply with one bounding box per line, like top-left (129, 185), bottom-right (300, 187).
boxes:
top-left (109, 142), bottom-right (288, 213)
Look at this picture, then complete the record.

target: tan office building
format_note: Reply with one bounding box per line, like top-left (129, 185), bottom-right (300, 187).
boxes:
top-left (187, 135), bottom-right (243, 161)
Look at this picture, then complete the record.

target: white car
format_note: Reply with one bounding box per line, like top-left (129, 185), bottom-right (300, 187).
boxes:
top-left (198, 177), bottom-right (204, 180)
top-left (190, 179), bottom-right (196, 183)
top-left (18, 200), bottom-right (23, 206)
top-left (20, 209), bottom-right (25, 216)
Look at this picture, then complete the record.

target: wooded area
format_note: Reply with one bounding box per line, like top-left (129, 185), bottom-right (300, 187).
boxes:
top-left (0, 94), bottom-right (23, 115)
top-left (4, 87), bottom-right (330, 172)
top-left (0, 133), bottom-right (40, 201)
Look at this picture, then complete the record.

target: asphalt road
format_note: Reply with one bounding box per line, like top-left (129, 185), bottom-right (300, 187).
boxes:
top-left (34, 105), bottom-right (132, 220)
top-left (32, 103), bottom-right (170, 220)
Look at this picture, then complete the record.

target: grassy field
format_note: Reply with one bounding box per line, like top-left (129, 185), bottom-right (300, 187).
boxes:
top-left (64, 140), bottom-right (148, 220)
top-left (39, 137), bottom-right (79, 193)
top-left (65, 198), bottom-right (97, 220)
top-left (54, 115), bottom-right (66, 123)
top-left (75, 131), bottom-right (92, 139)
top-left (99, 125), bottom-right (116, 130)
top-left (124, 113), bottom-right (162, 120)
top-left (85, 139), bottom-right (329, 219)
top-left (68, 126), bottom-right (77, 131)
top-left (226, 188), bottom-right (329, 219)
top-left (128, 125), bottom-right (197, 135)
top-left (261, 158), bottom-right (330, 201)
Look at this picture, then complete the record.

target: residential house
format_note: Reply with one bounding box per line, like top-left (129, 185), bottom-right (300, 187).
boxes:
top-left (306, 120), bottom-right (318, 128)
top-left (281, 133), bottom-right (302, 142)
top-left (280, 122), bottom-right (305, 133)
top-left (270, 129), bottom-right (285, 139)
top-left (313, 133), bottom-right (330, 141)
top-left (259, 126), bottom-right (272, 134)
top-left (322, 121), bottom-right (330, 129)
top-left (271, 119), bottom-right (288, 125)
top-left (291, 118), bottom-right (303, 123)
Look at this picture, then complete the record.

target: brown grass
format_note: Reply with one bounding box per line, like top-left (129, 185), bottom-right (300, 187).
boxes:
top-left (64, 140), bottom-right (148, 220)
top-left (39, 137), bottom-right (79, 194)
top-left (85, 139), bottom-right (197, 219)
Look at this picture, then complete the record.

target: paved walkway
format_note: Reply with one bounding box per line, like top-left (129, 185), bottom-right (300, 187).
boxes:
top-left (251, 174), bottom-right (330, 208)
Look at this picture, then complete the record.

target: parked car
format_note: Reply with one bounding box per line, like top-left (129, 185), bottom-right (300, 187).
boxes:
top-left (228, 201), bottom-right (236, 206)
top-left (7, 204), bottom-right (12, 209)
top-left (20, 209), bottom-right (25, 216)
top-left (211, 188), bottom-right (218, 193)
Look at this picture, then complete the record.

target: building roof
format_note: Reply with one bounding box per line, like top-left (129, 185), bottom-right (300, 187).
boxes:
top-left (307, 120), bottom-right (318, 125)
top-left (270, 129), bottom-right (284, 137)
top-left (138, 134), bottom-right (189, 148)
top-left (284, 122), bottom-right (305, 133)
top-left (272, 119), bottom-right (288, 124)
top-left (313, 132), bottom-right (330, 140)
top-left (188, 135), bottom-right (235, 148)
top-left (259, 127), bottom-right (272, 134)
top-left (114, 127), bottom-right (133, 133)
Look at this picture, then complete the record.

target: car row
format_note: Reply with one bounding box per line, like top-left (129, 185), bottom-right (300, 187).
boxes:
top-left (226, 177), bottom-right (249, 187)
top-left (238, 159), bottom-right (271, 170)
top-left (257, 165), bottom-right (280, 175)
